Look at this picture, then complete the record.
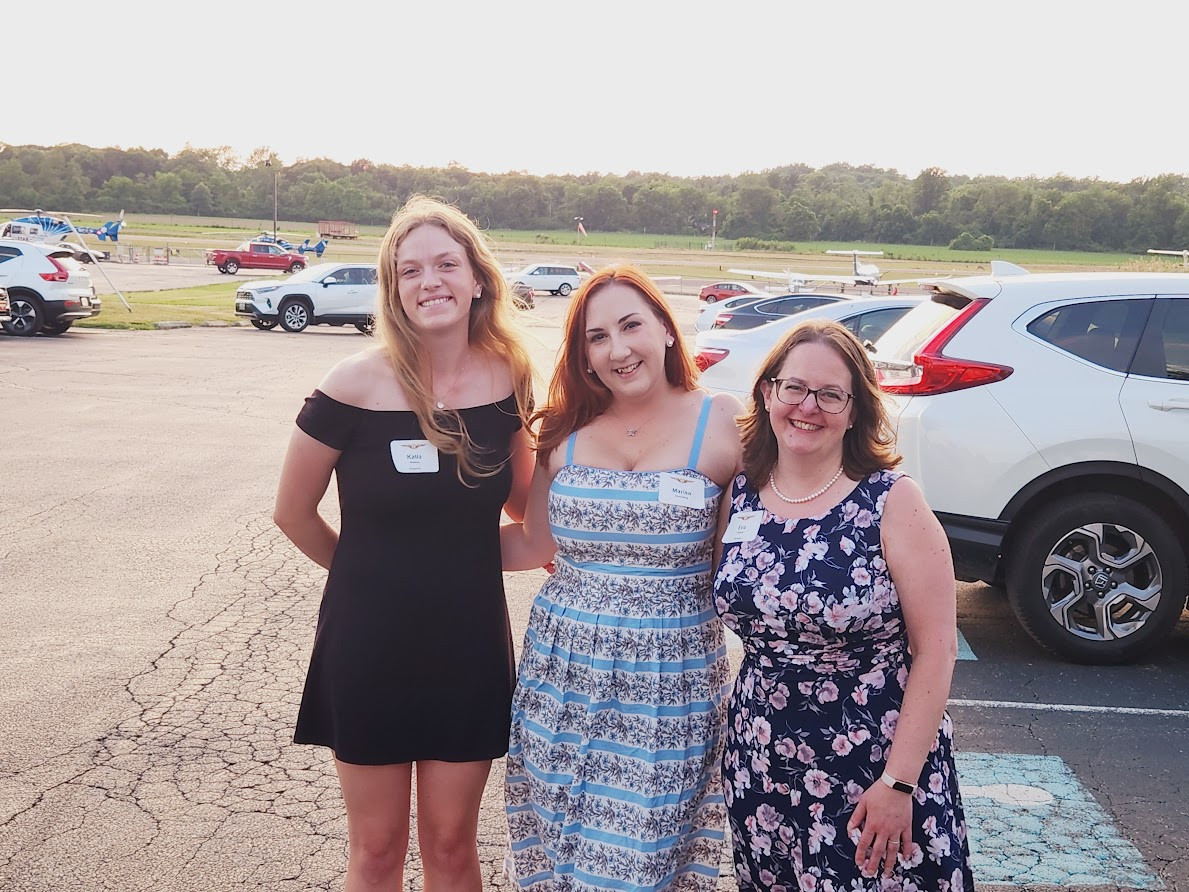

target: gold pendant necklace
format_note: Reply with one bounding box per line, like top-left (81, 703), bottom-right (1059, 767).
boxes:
top-left (433, 351), bottom-right (470, 411)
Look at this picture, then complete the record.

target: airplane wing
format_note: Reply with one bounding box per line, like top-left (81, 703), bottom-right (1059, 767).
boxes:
top-left (728, 267), bottom-right (859, 287)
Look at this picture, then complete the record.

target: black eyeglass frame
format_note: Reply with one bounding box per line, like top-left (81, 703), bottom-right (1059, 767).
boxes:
top-left (766, 377), bottom-right (854, 414)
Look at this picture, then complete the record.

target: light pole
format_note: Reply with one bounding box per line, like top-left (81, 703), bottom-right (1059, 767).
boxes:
top-left (265, 157), bottom-right (278, 242)
top-left (711, 208), bottom-right (718, 249)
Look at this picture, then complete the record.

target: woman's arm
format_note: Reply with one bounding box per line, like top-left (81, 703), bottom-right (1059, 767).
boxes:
top-left (847, 474), bottom-right (959, 879)
top-left (273, 427), bottom-right (341, 570)
top-left (501, 449), bottom-right (559, 572)
top-left (503, 427), bottom-right (535, 523)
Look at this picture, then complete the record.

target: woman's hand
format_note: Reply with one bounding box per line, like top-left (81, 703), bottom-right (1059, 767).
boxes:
top-left (846, 779), bottom-right (913, 880)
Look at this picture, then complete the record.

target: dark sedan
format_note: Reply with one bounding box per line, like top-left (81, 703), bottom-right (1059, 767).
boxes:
top-left (708, 293), bottom-right (851, 331)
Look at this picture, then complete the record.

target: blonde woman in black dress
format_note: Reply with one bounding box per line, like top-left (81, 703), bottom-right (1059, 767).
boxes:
top-left (274, 195), bottom-right (535, 891)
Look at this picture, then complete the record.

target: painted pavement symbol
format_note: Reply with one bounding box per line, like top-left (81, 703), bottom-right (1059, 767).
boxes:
top-left (957, 752), bottom-right (1162, 889)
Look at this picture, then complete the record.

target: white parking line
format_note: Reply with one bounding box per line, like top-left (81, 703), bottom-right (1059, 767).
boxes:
top-left (950, 699), bottom-right (1189, 718)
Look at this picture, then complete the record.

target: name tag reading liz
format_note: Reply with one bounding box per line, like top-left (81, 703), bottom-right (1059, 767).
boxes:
top-left (722, 510), bottom-right (763, 543)
top-left (658, 472), bottom-right (704, 509)
top-left (390, 439), bottom-right (439, 473)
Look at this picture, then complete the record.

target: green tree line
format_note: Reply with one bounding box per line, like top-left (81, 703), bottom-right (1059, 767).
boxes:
top-left (2, 143), bottom-right (1187, 252)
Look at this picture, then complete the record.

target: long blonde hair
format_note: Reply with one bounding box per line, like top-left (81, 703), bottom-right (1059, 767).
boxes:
top-left (375, 195), bottom-right (534, 481)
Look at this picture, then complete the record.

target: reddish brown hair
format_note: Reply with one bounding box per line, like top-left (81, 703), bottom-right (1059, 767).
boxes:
top-left (533, 265), bottom-right (699, 457)
top-left (739, 318), bottom-right (901, 484)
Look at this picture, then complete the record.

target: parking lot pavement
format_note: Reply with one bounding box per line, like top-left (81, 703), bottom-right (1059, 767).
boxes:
top-left (2, 324), bottom-right (1187, 891)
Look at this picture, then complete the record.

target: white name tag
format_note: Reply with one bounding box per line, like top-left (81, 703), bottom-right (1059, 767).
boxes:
top-left (390, 439), bottom-right (439, 473)
top-left (722, 510), bottom-right (764, 543)
top-left (658, 472), bottom-right (704, 509)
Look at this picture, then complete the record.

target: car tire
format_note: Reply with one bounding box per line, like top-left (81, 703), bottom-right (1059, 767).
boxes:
top-left (705, 295), bottom-right (718, 303)
top-left (355, 317), bottom-right (375, 336)
top-left (2, 294), bottom-right (44, 337)
top-left (250, 319), bottom-right (278, 331)
top-left (1006, 494), bottom-right (1188, 664)
top-left (558, 283), bottom-right (573, 297)
top-left (224, 259), bottom-right (240, 274)
top-left (42, 320), bottom-right (73, 335)
top-left (288, 262), bottom-right (303, 274)
top-left (279, 298), bottom-right (311, 333)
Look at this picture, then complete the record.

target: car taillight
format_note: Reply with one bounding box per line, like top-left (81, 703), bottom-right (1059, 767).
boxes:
top-left (695, 348), bottom-right (729, 372)
top-left (877, 298), bottom-right (1013, 395)
top-left (39, 256), bottom-right (69, 282)
top-left (712, 314), bottom-right (732, 328)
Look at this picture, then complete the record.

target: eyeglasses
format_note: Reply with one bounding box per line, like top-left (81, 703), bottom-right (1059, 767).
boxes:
top-left (768, 378), bottom-right (853, 414)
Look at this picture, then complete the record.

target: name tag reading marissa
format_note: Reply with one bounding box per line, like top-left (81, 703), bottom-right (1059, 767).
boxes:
top-left (658, 472), bottom-right (704, 509)
top-left (722, 510), bottom-right (764, 543)
top-left (390, 440), bottom-right (439, 473)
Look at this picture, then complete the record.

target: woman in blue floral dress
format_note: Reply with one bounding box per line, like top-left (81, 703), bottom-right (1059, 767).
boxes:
top-left (501, 266), bottom-right (743, 892)
top-left (712, 319), bottom-right (974, 891)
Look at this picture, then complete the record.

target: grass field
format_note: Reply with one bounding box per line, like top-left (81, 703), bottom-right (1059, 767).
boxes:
top-left (66, 213), bottom-right (1187, 330)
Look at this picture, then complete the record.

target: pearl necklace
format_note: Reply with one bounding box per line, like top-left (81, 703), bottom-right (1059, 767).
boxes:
top-left (768, 466), bottom-right (844, 505)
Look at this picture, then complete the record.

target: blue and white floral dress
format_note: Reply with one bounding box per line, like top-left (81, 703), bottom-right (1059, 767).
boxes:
top-left (506, 395), bottom-right (730, 892)
top-left (713, 470), bottom-right (974, 892)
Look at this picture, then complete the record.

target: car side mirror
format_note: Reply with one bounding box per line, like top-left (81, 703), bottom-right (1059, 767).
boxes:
top-left (322, 277), bottom-right (338, 286)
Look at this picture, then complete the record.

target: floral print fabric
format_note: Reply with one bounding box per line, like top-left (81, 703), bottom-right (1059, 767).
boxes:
top-left (713, 470), bottom-right (974, 892)
top-left (505, 452), bottom-right (730, 892)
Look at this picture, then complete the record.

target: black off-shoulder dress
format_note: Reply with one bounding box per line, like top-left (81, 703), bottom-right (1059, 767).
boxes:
top-left (292, 389), bottom-right (522, 765)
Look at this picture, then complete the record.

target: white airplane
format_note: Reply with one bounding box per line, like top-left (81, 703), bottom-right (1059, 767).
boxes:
top-left (728, 250), bottom-right (905, 292)
top-left (1147, 248), bottom-right (1189, 267)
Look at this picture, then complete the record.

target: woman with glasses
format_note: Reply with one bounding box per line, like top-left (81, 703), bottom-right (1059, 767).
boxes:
top-left (712, 319), bottom-right (974, 890)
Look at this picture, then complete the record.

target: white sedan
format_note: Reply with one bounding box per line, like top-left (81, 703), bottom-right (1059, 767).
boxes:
top-left (693, 293), bottom-right (767, 333)
top-left (694, 295), bottom-right (923, 399)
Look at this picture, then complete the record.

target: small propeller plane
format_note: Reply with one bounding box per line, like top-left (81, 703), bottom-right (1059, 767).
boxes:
top-left (1147, 248), bottom-right (1189, 267)
top-left (729, 250), bottom-right (898, 293)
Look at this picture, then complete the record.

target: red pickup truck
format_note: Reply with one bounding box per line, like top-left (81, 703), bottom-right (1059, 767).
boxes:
top-left (206, 241), bottom-right (307, 275)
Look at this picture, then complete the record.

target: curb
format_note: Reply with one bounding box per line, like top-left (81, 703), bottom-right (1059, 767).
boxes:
top-left (153, 321), bottom-right (192, 330)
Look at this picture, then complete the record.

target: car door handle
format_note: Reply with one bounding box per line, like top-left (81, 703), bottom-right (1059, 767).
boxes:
top-left (1147, 398), bottom-right (1189, 411)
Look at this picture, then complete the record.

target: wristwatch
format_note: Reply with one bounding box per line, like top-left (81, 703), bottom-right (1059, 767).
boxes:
top-left (881, 771), bottom-right (915, 795)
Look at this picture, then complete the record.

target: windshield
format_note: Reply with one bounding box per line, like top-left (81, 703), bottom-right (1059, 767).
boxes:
top-left (872, 294), bottom-right (969, 363)
top-left (288, 264), bottom-right (335, 283)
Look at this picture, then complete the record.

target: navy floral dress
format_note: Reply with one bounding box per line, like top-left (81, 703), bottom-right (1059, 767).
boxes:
top-left (713, 470), bottom-right (974, 892)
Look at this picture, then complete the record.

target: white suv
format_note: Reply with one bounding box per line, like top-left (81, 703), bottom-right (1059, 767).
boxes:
top-left (508, 263), bottom-right (582, 297)
top-left (235, 262), bottom-right (378, 333)
top-left (873, 267), bottom-right (1189, 664)
top-left (0, 239), bottom-right (100, 336)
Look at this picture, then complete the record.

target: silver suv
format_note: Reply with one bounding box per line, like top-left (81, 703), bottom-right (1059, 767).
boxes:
top-left (0, 239), bottom-right (101, 336)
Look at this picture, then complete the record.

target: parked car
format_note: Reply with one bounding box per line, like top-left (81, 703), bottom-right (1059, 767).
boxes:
top-left (235, 262), bottom-right (378, 333)
top-left (871, 268), bottom-right (1189, 664)
top-left (207, 241), bottom-right (307, 275)
top-left (708, 293), bottom-right (850, 331)
top-left (509, 280), bottom-right (535, 310)
top-left (0, 239), bottom-right (100, 336)
top-left (693, 294), bottom-right (766, 333)
top-left (698, 280), bottom-right (766, 303)
top-left (695, 295), bottom-right (922, 398)
top-left (508, 263), bottom-right (582, 296)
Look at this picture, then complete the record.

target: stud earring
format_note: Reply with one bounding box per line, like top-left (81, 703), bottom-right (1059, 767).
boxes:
top-left (474, 287), bottom-right (482, 299)
top-left (665, 336), bottom-right (675, 347)
top-left (587, 367), bottom-right (594, 374)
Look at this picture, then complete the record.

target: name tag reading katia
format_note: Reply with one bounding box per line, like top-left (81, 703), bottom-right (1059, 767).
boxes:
top-left (658, 472), bottom-right (704, 509)
top-left (722, 510), bottom-right (764, 543)
top-left (390, 440), bottom-right (439, 473)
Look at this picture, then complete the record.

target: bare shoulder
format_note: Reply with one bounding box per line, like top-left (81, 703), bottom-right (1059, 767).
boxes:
top-left (884, 473), bottom-right (945, 535)
top-left (317, 347), bottom-right (401, 408)
top-left (708, 390), bottom-right (745, 424)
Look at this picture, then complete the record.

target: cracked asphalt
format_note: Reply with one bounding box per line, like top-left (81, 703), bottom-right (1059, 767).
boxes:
top-left (2, 284), bottom-right (1187, 891)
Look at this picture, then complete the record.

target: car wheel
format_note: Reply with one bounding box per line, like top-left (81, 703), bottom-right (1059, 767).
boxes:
top-left (217, 264), bottom-right (229, 274)
top-left (2, 295), bottom-right (44, 337)
top-left (704, 295), bottom-right (718, 303)
top-left (279, 298), bottom-right (311, 333)
top-left (288, 262), bottom-right (303, 274)
top-left (224, 259), bottom-right (240, 274)
top-left (42, 320), bottom-right (73, 335)
top-left (558, 283), bottom-right (573, 296)
top-left (355, 317), bottom-right (375, 336)
top-left (250, 318), bottom-right (278, 331)
top-left (1006, 494), bottom-right (1188, 664)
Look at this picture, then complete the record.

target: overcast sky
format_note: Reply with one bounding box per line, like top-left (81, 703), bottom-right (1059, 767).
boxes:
top-left (9, 1), bottom-right (1187, 183)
